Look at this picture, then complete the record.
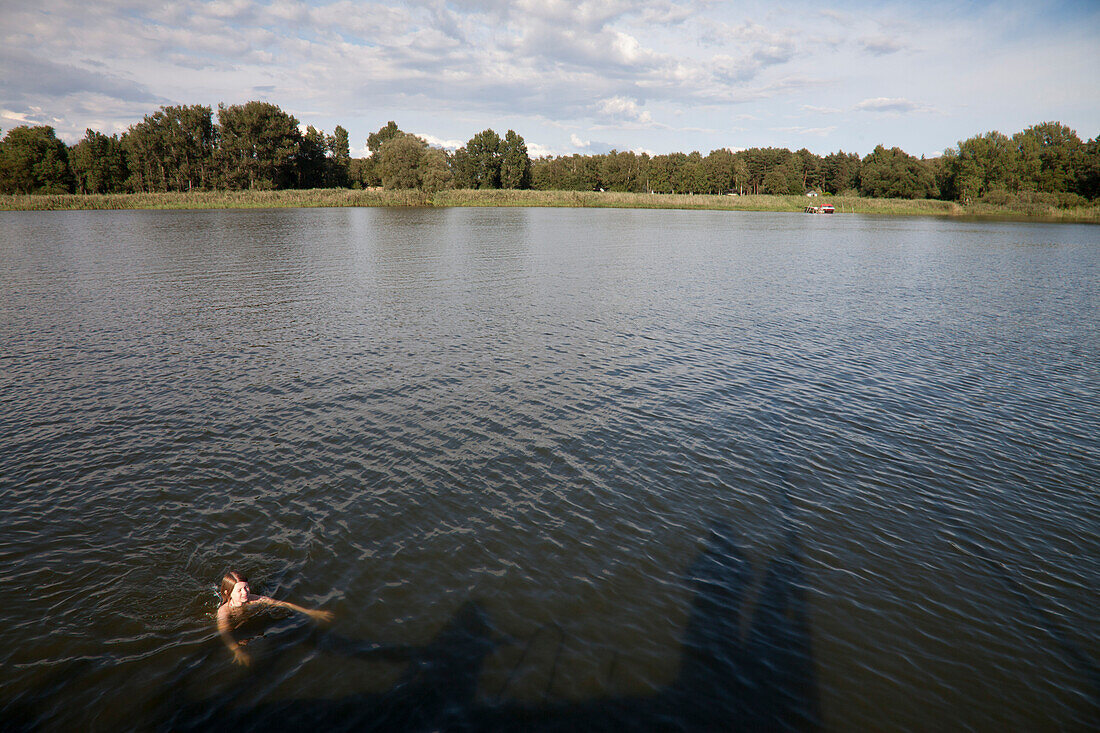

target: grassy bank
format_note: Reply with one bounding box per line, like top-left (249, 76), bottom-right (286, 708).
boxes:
top-left (3, 188), bottom-right (1098, 222)
top-left (0, 188), bottom-right (430, 211)
top-left (434, 190), bottom-right (971, 216)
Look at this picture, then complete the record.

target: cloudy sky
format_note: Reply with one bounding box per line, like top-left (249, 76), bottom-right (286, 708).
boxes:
top-left (2, 0), bottom-right (1098, 158)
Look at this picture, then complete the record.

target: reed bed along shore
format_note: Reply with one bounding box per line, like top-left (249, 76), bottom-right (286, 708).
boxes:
top-left (0, 188), bottom-right (428, 211)
top-left (3, 188), bottom-right (1098, 222)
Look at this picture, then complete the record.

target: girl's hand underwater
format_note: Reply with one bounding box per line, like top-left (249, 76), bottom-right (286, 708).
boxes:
top-left (308, 609), bottom-right (335, 624)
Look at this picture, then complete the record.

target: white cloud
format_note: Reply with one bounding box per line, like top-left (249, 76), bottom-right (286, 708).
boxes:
top-left (854, 97), bottom-right (932, 114)
top-left (860, 35), bottom-right (908, 56)
top-left (774, 125), bottom-right (838, 136)
top-left (639, 2), bottom-right (692, 25)
top-left (595, 96), bottom-right (654, 125)
top-left (801, 105), bottom-right (841, 114)
top-left (419, 133), bottom-right (465, 150)
top-left (1, 107), bottom-right (63, 127)
top-left (526, 141), bottom-right (557, 158)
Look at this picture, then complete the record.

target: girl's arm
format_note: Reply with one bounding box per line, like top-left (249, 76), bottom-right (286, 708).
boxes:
top-left (216, 605), bottom-right (251, 666)
top-left (252, 595), bottom-right (334, 622)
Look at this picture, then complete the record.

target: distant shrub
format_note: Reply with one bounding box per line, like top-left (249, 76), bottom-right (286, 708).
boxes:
top-left (980, 189), bottom-right (1014, 206)
top-left (1015, 191), bottom-right (1057, 206)
top-left (1055, 192), bottom-right (1087, 208)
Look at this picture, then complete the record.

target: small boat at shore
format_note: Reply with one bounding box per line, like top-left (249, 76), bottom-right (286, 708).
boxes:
top-left (804, 204), bottom-right (835, 214)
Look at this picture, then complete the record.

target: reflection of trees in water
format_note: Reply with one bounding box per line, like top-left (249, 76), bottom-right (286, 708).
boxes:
top-left (167, 522), bottom-right (819, 732)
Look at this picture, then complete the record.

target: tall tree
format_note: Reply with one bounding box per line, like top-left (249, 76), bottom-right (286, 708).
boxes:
top-left (420, 148), bottom-right (453, 193)
top-left (216, 101), bottom-right (300, 190)
top-left (69, 129), bottom-right (129, 194)
top-left (763, 168), bottom-right (793, 195)
top-left (375, 134), bottom-right (453, 192)
top-left (859, 145), bottom-right (937, 199)
top-left (939, 131), bottom-right (1016, 201)
top-left (122, 105), bottom-right (214, 192)
top-left (703, 149), bottom-right (736, 195)
top-left (499, 130), bottom-right (531, 189)
top-left (378, 133), bottom-right (428, 189)
top-left (326, 125), bottom-right (351, 187)
top-left (0, 125), bottom-right (73, 194)
top-left (297, 125), bottom-right (329, 188)
top-left (459, 129), bottom-right (504, 189)
top-left (1079, 137), bottom-right (1100, 200)
top-left (795, 148), bottom-right (823, 192)
top-left (732, 157), bottom-right (749, 195)
top-left (675, 151), bottom-right (707, 194)
top-left (821, 151), bottom-right (861, 195)
top-left (1013, 122), bottom-right (1083, 194)
top-left (347, 157), bottom-right (376, 189)
top-left (647, 154), bottom-right (676, 193)
top-left (367, 121), bottom-right (402, 155)
top-left (600, 150), bottom-right (645, 192)
top-left (134, 106), bottom-right (212, 191)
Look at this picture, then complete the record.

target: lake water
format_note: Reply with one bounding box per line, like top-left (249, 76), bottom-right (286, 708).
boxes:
top-left (0, 207), bottom-right (1097, 731)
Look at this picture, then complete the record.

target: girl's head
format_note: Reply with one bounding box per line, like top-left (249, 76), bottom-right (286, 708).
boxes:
top-left (219, 570), bottom-right (250, 606)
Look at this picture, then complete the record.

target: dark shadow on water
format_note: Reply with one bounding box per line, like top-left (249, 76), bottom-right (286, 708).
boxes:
top-left (163, 523), bottom-right (819, 732)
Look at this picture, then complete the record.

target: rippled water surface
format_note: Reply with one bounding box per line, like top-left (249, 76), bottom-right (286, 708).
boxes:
top-left (1, 207), bottom-right (1097, 731)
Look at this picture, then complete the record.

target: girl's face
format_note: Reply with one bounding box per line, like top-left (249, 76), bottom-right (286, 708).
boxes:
top-left (229, 581), bottom-right (251, 607)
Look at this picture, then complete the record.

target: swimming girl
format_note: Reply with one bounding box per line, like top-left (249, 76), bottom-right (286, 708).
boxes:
top-left (216, 570), bottom-right (334, 666)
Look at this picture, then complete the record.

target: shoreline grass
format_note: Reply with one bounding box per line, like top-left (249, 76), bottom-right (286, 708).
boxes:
top-left (2, 188), bottom-right (1097, 222)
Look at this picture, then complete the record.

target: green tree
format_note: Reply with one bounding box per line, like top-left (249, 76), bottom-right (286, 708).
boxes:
top-left (420, 148), bottom-right (453, 193)
top-left (859, 145), bottom-right (937, 199)
top-left (762, 168), bottom-right (792, 195)
top-left (375, 134), bottom-right (453, 192)
top-left (532, 155), bottom-right (597, 191)
top-left (940, 131), bottom-right (1016, 201)
top-left (121, 105), bottom-right (214, 192)
top-left (459, 129), bottom-right (504, 189)
top-left (347, 157), bottom-right (376, 188)
top-left (731, 157), bottom-right (749, 195)
top-left (657, 152), bottom-right (686, 193)
top-left (782, 152), bottom-right (805, 194)
top-left (795, 148), bottom-right (823, 192)
top-left (500, 130), bottom-right (531, 189)
top-left (647, 154), bottom-right (676, 193)
top-left (821, 151), bottom-right (861, 194)
top-left (599, 150), bottom-right (648, 192)
top-left (367, 121), bottom-right (402, 155)
top-left (1013, 122), bottom-right (1083, 194)
top-left (537, 154), bottom-right (600, 191)
top-left (121, 117), bottom-right (161, 192)
top-left (378, 132), bottom-right (429, 189)
top-left (675, 152), bottom-right (707, 194)
top-left (69, 129), bottom-right (129, 194)
top-left (326, 125), bottom-right (351, 187)
top-left (297, 125), bottom-right (329, 188)
top-left (1079, 137), bottom-right (1100, 200)
top-left (703, 149), bottom-right (736, 194)
top-left (0, 125), bottom-right (73, 194)
top-left (217, 101), bottom-right (300, 189)
top-left (738, 148), bottom-right (789, 195)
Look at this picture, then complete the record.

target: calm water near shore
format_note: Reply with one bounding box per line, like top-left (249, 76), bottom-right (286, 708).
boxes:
top-left (1, 207), bottom-right (1097, 731)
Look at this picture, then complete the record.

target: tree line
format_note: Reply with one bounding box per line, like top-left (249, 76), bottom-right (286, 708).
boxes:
top-left (527, 122), bottom-right (1098, 206)
top-left (0, 102), bottom-right (353, 195)
top-left (2, 101), bottom-right (1097, 206)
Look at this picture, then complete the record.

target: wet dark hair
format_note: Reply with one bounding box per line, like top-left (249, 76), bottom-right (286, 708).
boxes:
top-left (219, 570), bottom-right (248, 605)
